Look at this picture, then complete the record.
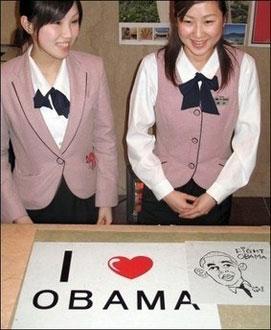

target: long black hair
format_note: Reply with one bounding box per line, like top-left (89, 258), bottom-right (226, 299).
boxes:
top-left (163, 0), bottom-right (235, 89)
top-left (14, 1), bottom-right (83, 48)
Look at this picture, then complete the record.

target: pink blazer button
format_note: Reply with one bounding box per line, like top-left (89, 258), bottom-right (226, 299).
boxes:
top-left (56, 157), bottom-right (65, 165)
top-left (188, 162), bottom-right (195, 169)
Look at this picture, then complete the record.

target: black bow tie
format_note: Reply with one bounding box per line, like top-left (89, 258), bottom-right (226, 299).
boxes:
top-left (179, 73), bottom-right (219, 115)
top-left (33, 87), bottom-right (70, 118)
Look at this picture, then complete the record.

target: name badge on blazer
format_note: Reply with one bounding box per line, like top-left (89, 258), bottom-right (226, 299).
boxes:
top-left (86, 151), bottom-right (96, 170)
top-left (215, 96), bottom-right (229, 106)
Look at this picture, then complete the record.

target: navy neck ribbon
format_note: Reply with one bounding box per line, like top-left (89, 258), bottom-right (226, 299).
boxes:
top-left (179, 72), bottom-right (219, 115)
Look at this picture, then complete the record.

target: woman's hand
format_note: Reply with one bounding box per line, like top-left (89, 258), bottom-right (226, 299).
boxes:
top-left (180, 193), bottom-right (217, 219)
top-left (97, 207), bottom-right (113, 225)
top-left (13, 216), bottom-right (33, 224)
top-left (163, 190), bottom-right (196, 214)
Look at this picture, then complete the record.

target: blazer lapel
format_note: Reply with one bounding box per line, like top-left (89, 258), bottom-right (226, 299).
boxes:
top-left (60, 54), bottom-right (87, 154)
top-left (11, 53), bottom-right (60, 155)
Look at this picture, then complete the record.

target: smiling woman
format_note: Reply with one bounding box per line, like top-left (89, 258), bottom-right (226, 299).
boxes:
top-left (126, 0), bottom-right (261, 226)
top-left (176, 1), bottom-right (225, 69)
top-left (1, 0), bottom-right (118, 225)
top-left (16, 1), bottom-right (82, 83)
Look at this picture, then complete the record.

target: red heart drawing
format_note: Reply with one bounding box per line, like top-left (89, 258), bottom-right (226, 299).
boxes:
top-left (108, 256), bottom-right (153, 279)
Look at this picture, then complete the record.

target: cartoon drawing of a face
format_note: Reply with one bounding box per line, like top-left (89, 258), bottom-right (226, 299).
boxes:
top-left (195, 251), bottom-right (247, 287)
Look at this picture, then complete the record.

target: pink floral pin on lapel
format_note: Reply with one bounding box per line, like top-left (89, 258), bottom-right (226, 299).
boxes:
top-left (86, 152), bottom-right (96, 169)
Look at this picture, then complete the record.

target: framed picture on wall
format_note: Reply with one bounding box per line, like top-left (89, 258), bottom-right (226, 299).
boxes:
top-left (223, 23), bottom-right (247, 46)
top-left (248, 0), bottom-right (270, 47)
top-left (119, 0), bottom-right (171, 45)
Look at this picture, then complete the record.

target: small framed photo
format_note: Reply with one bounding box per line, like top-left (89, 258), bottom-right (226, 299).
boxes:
top-left (119, 23), bottom-right (170, 45)
top-left (119, 1), bottom-right (170, 46)
top-left (224, 23), bottom-right (247, 45)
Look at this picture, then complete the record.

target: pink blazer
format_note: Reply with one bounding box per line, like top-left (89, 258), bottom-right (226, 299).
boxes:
top-left (1, 50), bottom-right (118, 223)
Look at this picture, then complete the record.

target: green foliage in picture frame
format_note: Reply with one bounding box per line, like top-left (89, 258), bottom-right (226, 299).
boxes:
top-left (119, 0), bottom-right (160, 22)
top-left (228, 1), bottom-right (250, 23)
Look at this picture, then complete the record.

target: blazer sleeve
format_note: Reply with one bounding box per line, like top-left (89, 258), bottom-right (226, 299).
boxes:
top-left (93, 60), bottom-right (118, 207)
top-left (1, 101), bottom-right (28, 223)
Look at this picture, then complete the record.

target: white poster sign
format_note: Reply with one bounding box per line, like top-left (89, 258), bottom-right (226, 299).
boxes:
top-left (12, 242), bottom-right (221, 329)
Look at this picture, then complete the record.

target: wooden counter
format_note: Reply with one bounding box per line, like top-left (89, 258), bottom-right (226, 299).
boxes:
top-left (1, 224), bottom-right (270, 329)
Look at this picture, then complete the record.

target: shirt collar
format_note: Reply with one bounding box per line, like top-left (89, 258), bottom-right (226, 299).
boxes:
top-left (176, 47), bottom-right (219, 83)
top-left (28, 46), bottom-right (70, 100)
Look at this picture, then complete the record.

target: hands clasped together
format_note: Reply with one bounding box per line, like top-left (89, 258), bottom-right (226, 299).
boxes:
top-left (163, 190), bottom-right (217, 219)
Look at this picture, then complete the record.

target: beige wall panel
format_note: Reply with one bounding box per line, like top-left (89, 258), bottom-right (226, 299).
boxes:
top-left (1, 1), bottom-right (17, 44)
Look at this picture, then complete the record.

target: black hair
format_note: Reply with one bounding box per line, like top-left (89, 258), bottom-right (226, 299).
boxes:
top-left (13, 1), bottom-right (82, 48)
top-left (162, 0), bottom-right (235, 89)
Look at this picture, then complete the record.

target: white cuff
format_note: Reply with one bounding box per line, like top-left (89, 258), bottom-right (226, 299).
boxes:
top-left (152, 179), bottom-right (174, 201)
top-left (207, 182), bottom-right (229, 205)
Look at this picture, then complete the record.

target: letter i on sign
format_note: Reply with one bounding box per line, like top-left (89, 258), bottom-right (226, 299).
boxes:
top-left (60, 251), bottom-right (72, 282)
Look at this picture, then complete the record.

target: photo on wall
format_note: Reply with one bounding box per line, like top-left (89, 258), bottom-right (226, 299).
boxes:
top-left (223, 23), bottom-right (247, 45)
top-left (224, 0), bottom-right (250, 46)
top-left (119, 1), bottom-right (170, 45)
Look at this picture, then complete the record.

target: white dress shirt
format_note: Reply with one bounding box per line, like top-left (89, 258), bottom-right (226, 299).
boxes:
top-left (28, 47), bottom-right (70, 149)
top-left (127, 48), bottom-right (261, 204)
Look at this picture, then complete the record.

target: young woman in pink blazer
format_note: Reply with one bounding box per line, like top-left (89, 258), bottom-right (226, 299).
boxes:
top-left (1, 1), bottom-right (118, 224)
top-left (127, 0), bottom-right (260, 225)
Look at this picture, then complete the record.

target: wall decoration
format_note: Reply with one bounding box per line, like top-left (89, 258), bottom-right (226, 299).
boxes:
top-left (224, 1), bottom-right (250, 46)
top-left (227, 1), bottom-right (250, 24)
top-left (119, 1), bottom-right (170, 45)
top-left (223, 23), bottom-right (247, 45)
top-left (248, 0), bottom-right (270, 47)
